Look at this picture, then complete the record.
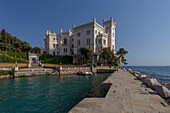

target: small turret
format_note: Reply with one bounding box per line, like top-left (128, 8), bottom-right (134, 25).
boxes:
top-left (110, 17), bottom-right (113, 21)
top-left (93, 18), bottom-right (96, 22)
top-left (45, 30), bottom-right (51, 36)
top-left (72, 25), bottom-right (75, 28)
top-left (60, 29), bottom-right (62, 34)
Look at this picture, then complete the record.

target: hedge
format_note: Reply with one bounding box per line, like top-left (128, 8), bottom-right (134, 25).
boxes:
top-left (0, 70), bottom-right (14, 76)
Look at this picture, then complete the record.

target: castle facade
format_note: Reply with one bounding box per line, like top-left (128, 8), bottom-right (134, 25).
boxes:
top-left (41, 17), bottom-right (116, 63)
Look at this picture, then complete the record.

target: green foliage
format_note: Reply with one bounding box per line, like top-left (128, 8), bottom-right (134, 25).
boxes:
top-left (0, 55), bottom-right (28, 63)
top-left (102, 47), bottom-right (115, 64)
top-left (115, 48), bottom-right (128, 65)
top-left (31, 47), bottom-right (41, 53)
top-left (39, 54), bottom-right (73, 64)
top-left (93, 63), bottom-right (97, 68)
top-left (6, 51), bottom-right (28, 60)
top-left (79, 46), bottom-right (92, 63)
top-left (0, 50), bottom-right (28, 63)
top-left (0, 70), bottom-right (14, 76)
top-left (0, 29), bottom-right (32, 52)
top-left (111, 57), bottom-right (120, 66)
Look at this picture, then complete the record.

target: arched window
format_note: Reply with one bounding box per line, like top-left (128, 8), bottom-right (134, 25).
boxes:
top-left (64, 38), bottom-right (67, 44)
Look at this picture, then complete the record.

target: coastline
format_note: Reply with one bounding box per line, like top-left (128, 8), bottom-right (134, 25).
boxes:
top-left (69, 69), bottom-right (170, 113)
top-left (128, 68), bottom-right (170, 99)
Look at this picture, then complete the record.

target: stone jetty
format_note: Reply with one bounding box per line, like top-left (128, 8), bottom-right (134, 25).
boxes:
top-left (69, 69), bottom-right (170, 113)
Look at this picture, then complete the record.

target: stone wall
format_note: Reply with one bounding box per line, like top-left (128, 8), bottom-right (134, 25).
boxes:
top-left (0, 63), bottom-right (27, 68)
top-left (59, 66), bottom-right (90, 75)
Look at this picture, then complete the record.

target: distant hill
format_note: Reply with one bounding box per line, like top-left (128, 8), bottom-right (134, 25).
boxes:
top-left (0, 29), bottom-right (32, 52)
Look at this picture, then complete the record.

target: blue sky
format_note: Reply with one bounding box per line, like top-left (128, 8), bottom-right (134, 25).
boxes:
top-left (0, 0), bottom-right (170, 66)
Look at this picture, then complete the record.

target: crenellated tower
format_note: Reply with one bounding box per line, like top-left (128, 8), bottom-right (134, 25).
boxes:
top-left (103, 17), bottom-right (116, 53)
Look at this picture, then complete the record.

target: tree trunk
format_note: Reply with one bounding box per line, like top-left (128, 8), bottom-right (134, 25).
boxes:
top-left (113, 56), bottom-right (121, 65)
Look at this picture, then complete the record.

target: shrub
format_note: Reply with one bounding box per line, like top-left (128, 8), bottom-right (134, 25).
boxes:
top-left (6, 51), bottom-right (28, 60)
top-left (93, 63), bottom-right (97, 68)
top-left (39, 54), bottom-right (73, 64)
top-left (0, 55), bottom-right (28, 63)
top-left (0, 70), bottom-right (14, 76)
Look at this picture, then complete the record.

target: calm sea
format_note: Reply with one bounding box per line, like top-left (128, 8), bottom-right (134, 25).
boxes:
top-left (0, 74), bottom-right (110, 113)
top-left (127, 66), bottom-right (170, 82)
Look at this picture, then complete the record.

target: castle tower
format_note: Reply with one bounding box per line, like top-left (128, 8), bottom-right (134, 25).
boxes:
top-left (103, 17), bottom-right (116, 53)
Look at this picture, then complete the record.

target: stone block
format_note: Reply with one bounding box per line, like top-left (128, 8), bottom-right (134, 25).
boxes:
top-left (155, 85), bottom-right (170, 99)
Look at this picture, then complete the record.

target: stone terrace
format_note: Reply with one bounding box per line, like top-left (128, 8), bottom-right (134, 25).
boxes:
top-left (69, 69), bottom-right (170, 113)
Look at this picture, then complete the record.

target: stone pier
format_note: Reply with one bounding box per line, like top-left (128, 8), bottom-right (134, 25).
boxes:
top-left (69, 70), bottom-right (170, 113)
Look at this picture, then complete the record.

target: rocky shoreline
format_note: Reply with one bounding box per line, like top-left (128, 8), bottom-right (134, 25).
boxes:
top-left (127, 69), bottom-right (170, 100)
top-left (70, 69), bottom-right (170, 113)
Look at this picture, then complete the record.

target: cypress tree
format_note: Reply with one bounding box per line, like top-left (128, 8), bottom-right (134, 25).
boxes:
top-left (1, 29), bottom-right (7, 43)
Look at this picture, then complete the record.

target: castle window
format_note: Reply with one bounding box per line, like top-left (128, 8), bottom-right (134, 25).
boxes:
top-left (87, 30), bottom-right (90, 35)
top-left (113, 33), bottom-right (114, 37)
top-left (98, 39), bottom-right (101, 44)
top-left (104, 40), bottom-right (106, 45)
top-left (106, 27), bottom-right (109, 30)
top-left (72, 44), bottom-right (74, 48)
top-left (56, 44), bottom-right (58, 48)
top-left (64, 48), bottom-right (67, 53)
top-left (95, 30), bottom-right (97, 34)
top-left (53, 38), bottom-right (55, 40)
top-left (77, 40), bottom-right (80, 45)
top-left (53, 51), bottom-right (55, 55)
top-left (77, 33), bottom-right (81, 37)
top-left (53, 44), bottom-right (55, 48)
top-left (64, 38), bottom-right (67, 44)
top-left (87, 38), bottom-right (90, 44)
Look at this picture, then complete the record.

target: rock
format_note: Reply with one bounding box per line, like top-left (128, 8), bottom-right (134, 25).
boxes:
top-left (165, 98), bottom-right (170, 104)
top-left (165, 83), bottom-right (170, 90)
top-left (138, 74), bottom-right (148, 79)
top-left (134, 73), bottom-right (138, 77)
top-left (135, 71), bottom-right (140, 75)
top-left (146, 78), bottom-right (162, 90)
top-left (140, 77), bottom-right (149, 85)
top-left (128, 69), bottom-right (133, 74)
top-left (155, 85), bottom-right (170, 99)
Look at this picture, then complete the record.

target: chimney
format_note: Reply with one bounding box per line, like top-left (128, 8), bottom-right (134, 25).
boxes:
top-left (103, 19), bottom-right (105, 22)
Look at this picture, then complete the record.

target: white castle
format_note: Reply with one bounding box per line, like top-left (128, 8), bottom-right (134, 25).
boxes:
top-left (41, 17), bottom-right (116, 63)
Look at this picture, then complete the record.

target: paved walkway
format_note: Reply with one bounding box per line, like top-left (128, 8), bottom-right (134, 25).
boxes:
top-left (69, 70), bottom-right (170, 113)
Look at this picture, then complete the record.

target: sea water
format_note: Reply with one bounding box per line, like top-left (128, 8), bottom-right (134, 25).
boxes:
top-left (127, 66), bottom-right (170, 82)
top-left (0, 74), bottom-right (110, 113)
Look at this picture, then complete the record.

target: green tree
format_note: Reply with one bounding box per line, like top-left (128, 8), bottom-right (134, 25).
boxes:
top-left (79, 46), bottom-right (92, 64)
top-left (114, 48), bottom-right (128, 65)
top-left (0, 29), bottom-right (32, 53)
top-left (31, 47), bottom-right (41, 53)
top-left (102, 47), bottom-right (115, 65)
top-left (1, 29), bottom-right (7, 43)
